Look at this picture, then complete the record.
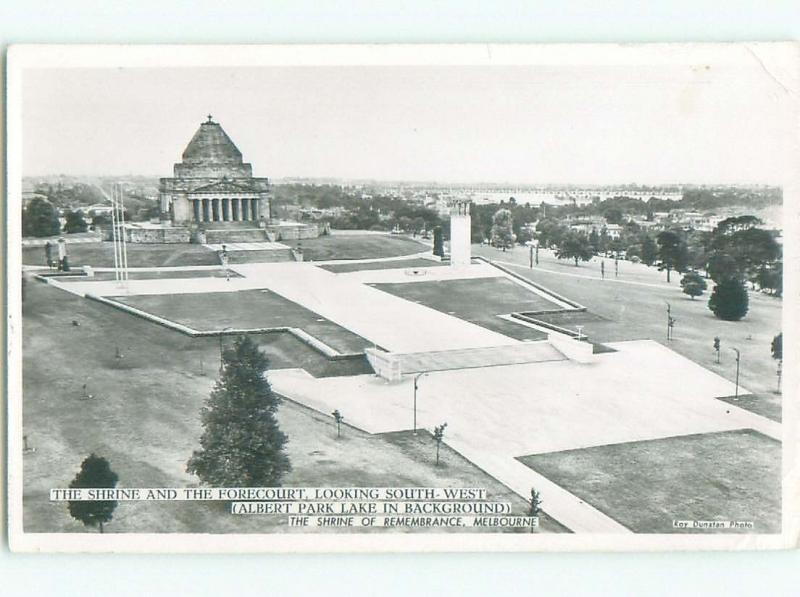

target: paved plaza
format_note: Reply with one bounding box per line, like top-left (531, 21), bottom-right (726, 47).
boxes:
top-left (33, 253), bottom-right (781, 533)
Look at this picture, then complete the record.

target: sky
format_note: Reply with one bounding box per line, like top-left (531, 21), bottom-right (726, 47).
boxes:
top-left (20, 63), bottom-right (794, 185)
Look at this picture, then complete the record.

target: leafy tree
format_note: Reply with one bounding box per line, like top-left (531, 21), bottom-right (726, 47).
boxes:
top-left (187, 335), bottom-right (290, 487)
top-left (67, 454), bottom-right (119, 533)
top-left (555, 232), bottom-right (593, 266)
top-left (432, 226), bottom-right (445, 257)
top-left (528, 488), bottom-right (542, 517)
top-left (708, 277), bottom-right (749, 321)
top-left (707, 253), bottom-right (740, 283)
top-left (656, 230), bottom-right (689, 282)
top-left (771, 333), bottom-right (782, 361)
top-left (490, 209), bottom-right (515, 250)
top-left (640, 235), bottom-right (658, 266)
top-left (603, 207), bottom-right (623, 225)
top-left (64, 209), bottom-right (88, 233)
top-left (680, 271), bottom-right (707, 300)
top-left (756, 264), bottom-right (782, 296)
top-left (22, 197), bottom-right (60, 237)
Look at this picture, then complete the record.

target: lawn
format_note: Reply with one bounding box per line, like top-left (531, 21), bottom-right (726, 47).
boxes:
top-left (318, 257), bottom-right (444, 274)
top-left (21, 280), bottom-right (565, 534)
top-left (23, 242), bottom-right (220, 268)
top-left (113, 289), bottom-right (371, 354)
top-left (476, 245), bottom-right (783, 422)
top-left (370, 277), bottom-right (555, 341)
top-left (518, 429), bottom-right (781, 533)
top-left (297, 234), bottom-right (428, 261)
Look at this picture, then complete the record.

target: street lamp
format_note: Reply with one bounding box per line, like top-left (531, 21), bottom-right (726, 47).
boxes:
top-left (731, 347), bottom-right (741, 399)
top-left (413, 372), bottom-right (428, 436)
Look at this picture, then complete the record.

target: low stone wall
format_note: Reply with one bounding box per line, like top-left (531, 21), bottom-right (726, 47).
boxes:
top-left (365, 347), bottom-right (402, 381)
top-left (548, 332), bottom-right (596, 364)
top-left (267, 222), bottom-right (319, 241)
top-left (125, 226), bottom-right (191, 244)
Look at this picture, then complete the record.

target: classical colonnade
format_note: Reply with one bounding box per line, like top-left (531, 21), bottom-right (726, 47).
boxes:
top-left (192, 197), bottom-right (260, 223)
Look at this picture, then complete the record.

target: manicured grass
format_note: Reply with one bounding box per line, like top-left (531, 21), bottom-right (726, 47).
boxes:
top-left (378, 430), bottom-right (568, 533)
top-left (297, 234), bottom-right (428, 261)
top-left (371, 277), bottom-right (555, 341)
top-left (23, 242), bottom-right (220, 268)
top-left (318, 258), bottom-right (444, 274)
top-left (518, 429), bottom-right (781, 533)
top-left (114, 289), bottom-right (371, 354)
top-left (476, 245), bottom-right (782, 422)
top-left (21, 280), bottom-right (564, 533)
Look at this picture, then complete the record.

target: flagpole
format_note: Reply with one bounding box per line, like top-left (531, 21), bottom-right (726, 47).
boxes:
top-left (110, 184), bottom-right (120, 283)
top-left (118, 184), bottom-right (129, 286)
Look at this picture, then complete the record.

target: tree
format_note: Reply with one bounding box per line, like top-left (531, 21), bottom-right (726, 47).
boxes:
top-left (707, 253), bottom-right (740, 283)
top-left (529, 488), bottom-right (541, 516)
top-left (640, 235), bottom-right (658, 266)
top-left (708, 277), bottom-right (749, 321)
top-left (528, 488), bottom-right (542, 533)
top-left (555, 232), bottom-right (593, 266)
top-left (656, 230), bottom-right (689, 282)
top-left (64, 209), bottom-right (88, 233)
top-left (67, 454), bottom-right (119, 533)
top-left (187, 335), bottom-right (290, 487)
top-left (332, 409), bottom-right (344, 438)
top-left (432, 226), bottom-right (444, 257)
top-left (680, 271), bottom-right (707, 300)
top-left (771, 333), bottom-right (782, 361)
top-left (22, 197), bottom-right (60, 237)
top-left (433, 422), bottom-right (448, 466)
top-left (490, 209), bottom-right (515, 250)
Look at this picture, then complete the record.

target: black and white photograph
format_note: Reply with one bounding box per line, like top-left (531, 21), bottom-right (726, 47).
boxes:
top-left (5, 43), bottom-right (799, 553)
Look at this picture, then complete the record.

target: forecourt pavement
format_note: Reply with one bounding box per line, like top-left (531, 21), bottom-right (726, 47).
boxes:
top-left (268, 340), bottom-right (777, 533)
top-left (50, 258), bottom-right (778, 532)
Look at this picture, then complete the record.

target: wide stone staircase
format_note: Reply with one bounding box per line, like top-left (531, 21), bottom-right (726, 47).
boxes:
top-left (203, 221), bottom-right (269, 244)
top-left (395, 341), bottom-right (566, 374)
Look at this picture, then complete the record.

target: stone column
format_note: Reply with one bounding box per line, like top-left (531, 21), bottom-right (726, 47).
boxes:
top-left (202, 199), bottom-right (210, 222)
top-left (193, 200), bottom-right (201, 222)
top-left (212, 199), bottom-right (220, 222)
top-left (222, 198), bottom-right (230, 221)
top-left (232, 198), bottom-right (239, 221)
top-left (242, 198), bottom-right (250, 221)
top-left (251, 198), bottom-right (259, 221)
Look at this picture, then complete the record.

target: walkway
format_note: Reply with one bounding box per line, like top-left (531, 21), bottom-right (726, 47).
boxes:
top-left (231, 262), bottom-right (520, 353)
top-left (268, 338), bottom-right (778, 533)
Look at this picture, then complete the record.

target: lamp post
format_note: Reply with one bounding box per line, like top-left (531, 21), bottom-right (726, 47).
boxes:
top-left (413, 372), bottom-right (427, 436)
top-left (731, 347), bottom-right (741, 399)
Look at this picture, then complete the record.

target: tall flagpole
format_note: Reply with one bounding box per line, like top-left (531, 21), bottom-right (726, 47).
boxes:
top-left (118, 183), bottom-right (129, 285)
top-left (110, 184), bottom-right (120, 283)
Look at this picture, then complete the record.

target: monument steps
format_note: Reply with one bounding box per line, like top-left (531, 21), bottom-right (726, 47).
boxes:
top-left (395, 341), bottom-right (566, 374)
top-left (205, 228), bottom-right (267, 243)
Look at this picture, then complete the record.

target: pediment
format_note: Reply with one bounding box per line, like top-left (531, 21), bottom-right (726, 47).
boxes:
top-left (190, 179), bottom-right (254, 194)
